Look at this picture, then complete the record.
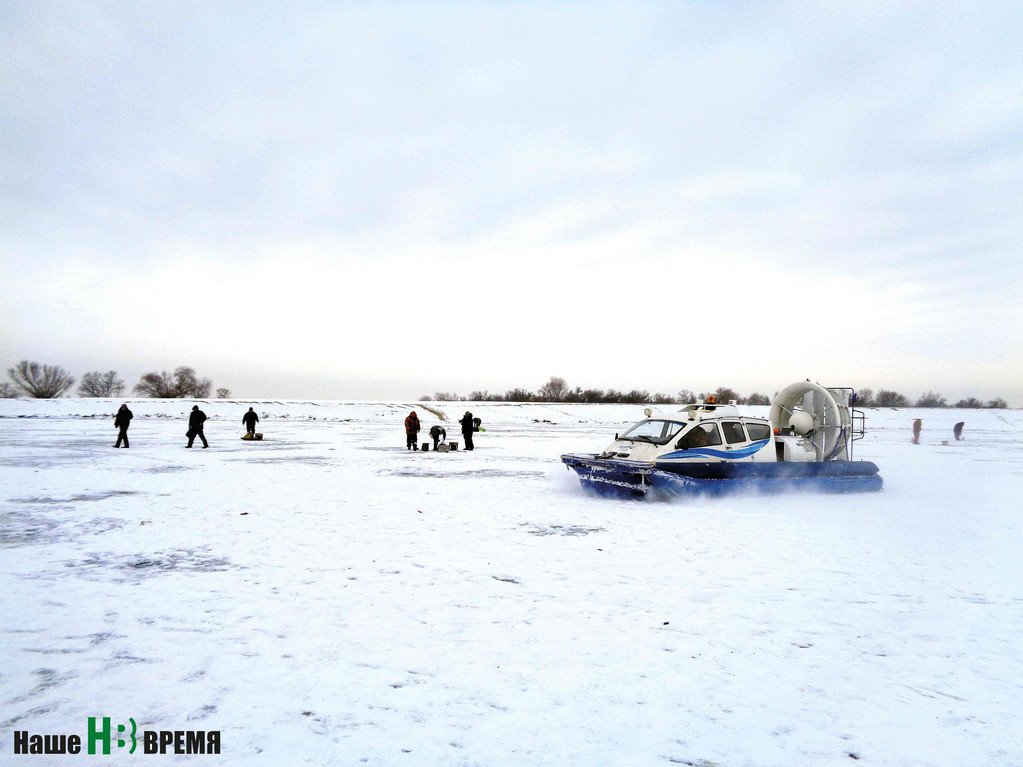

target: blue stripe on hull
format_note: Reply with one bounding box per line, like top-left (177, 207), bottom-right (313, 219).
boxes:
top-left (657, 439), bottom-right (771, 461)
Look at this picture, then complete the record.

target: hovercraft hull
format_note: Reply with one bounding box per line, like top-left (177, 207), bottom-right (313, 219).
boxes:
top-left (561, 454), bottom-right (883, 499)
top-left (559, 455), bottom-right (655, 499)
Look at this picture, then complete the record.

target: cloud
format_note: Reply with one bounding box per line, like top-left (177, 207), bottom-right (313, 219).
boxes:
top-left (1, 1), bottom-right (1021, 401)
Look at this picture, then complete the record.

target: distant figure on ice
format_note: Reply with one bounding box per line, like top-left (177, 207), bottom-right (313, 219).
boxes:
top-left (953, 421), bottom-right (965, 441)
top-left (187, 405), bottom-right (209, 448)
top-left (242, 407), bottom-right (259, 435)
top-left (113, 404), bottom-right (133, 448)
top-left (405, 411), bottom-right (421, 450)
top-left (429, 424), bottom-right (446, 450)
top-left (460, 411), bottom-right (476, 451)
top-left (912, 418), bottom-right (922, 445)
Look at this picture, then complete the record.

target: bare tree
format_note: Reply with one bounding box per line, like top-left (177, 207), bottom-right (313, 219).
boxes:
top-left (537, 376), bottom-right (569, 402)
top-left (954, 397), bottom-right (983, 408)
top-left (134, 366), bottom-right (213, 398)
top-left (0, 382), bottom-right (19, 398)
top-left (7, 360), bottom-right (75, 398)
top-left (915, 391), bottom-right (947, 408)
top-left (78, 371), bottom-right (126, 397)
top-left (503, 388), bottom-right (532, 402)
top-left (622, 389), bottom-right (650, 404)
top-left (677, 389), bottom-right (697, 404)
top-left (416, 381), bottom-right (1010, 409)
top-left (714, 386), bottom-right (741, 403)
top-left (875, 389), bottom-right (909, 407)
top-left (216, 388), bottom-right (231, 399)
top-left (173, 366), bottom-right (212, 398)
top-left (134, 371), bottom-right (177, 397)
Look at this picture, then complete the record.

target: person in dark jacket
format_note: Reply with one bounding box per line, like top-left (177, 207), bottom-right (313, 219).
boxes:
top-left (187, 405), bottom-right (209, 448)
top-left (459, 411), bottom-right (475, 451)
top-left (953, 421), bottom-right (965, 441)
top-left (429, 424), bottom-right (446, 450)
top-left (113, 404), bottom-right (133, 448)
top-left (911, 418), bottom-right (922, 445)
top-left (404, 411), bottom-right (421, 450)
top-left (242, 407), bottom-right (259, 435)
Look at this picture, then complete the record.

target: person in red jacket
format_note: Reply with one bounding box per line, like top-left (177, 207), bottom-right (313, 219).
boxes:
top-left (404, 411), bottom-right (421, 450)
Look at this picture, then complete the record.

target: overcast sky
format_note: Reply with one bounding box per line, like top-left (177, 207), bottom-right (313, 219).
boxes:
top-left (2, 2), bottom-right (1021, 403)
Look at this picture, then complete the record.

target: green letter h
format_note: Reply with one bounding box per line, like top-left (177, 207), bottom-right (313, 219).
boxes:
top-left (88, 717), bottom-right (111, 755)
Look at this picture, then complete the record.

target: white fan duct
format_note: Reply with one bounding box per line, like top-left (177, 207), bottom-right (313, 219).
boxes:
top-left (769, 381), bottom-right (852, 461)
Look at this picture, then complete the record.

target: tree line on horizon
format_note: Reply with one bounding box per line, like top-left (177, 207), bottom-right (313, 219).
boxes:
top-left (421, 376), bottom-right (1011, 409)
top-left (0, 360), bottom-right (231, 400)
top-left (0, 362), bottom-right (1011, 409)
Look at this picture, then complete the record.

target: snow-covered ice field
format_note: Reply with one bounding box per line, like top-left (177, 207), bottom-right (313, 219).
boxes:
top-left (1, 398), bottom-right (1021, 766)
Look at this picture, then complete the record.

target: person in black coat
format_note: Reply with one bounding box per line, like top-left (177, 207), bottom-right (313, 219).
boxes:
top-left (113, 404), bottom-right (133, 448)
top-left (429, 424), bottom-right (446, 449)
top-left (242, 407), bottom-right (259, 435)
top-left (187, 405), bottom-right (209, 448)
top-left (459, 411), bottom-right (475, 451)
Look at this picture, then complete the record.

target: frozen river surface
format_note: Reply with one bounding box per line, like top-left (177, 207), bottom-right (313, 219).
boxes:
top-left (1, 399), bottom-right (1022, 766)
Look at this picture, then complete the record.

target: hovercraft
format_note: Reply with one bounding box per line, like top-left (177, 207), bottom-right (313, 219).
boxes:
top-left (561, 381), bottom-right (882, 499)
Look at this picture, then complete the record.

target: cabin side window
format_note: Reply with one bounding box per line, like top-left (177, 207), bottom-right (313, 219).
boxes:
top-left (745, 422), bottom-right (771, 441)
top-left (677, 423), bottom-right (722, 449)
top-left (722, 421), bottom-right (747, 444)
